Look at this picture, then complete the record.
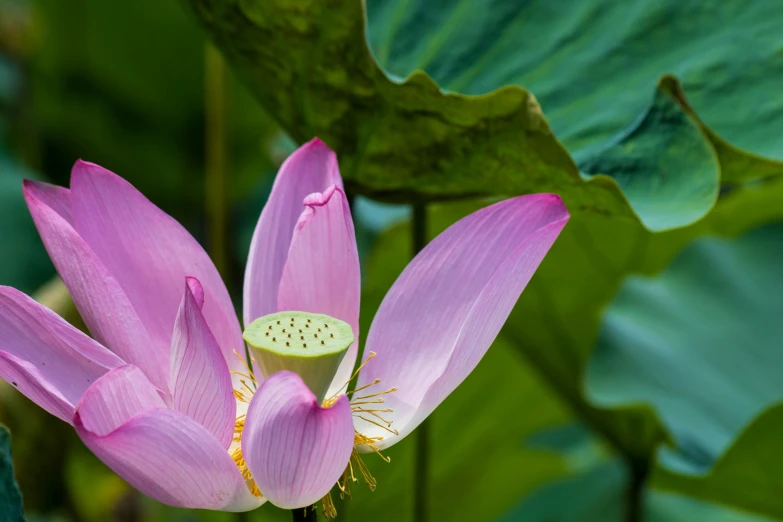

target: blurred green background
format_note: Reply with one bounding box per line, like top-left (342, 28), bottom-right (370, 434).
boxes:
top-left (1, 0), bottom-right (783, 521)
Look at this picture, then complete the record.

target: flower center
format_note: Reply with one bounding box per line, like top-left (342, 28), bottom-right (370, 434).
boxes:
top-left (232, 316), bottom-right (398, 516)
top-left (243, 311), bottom-right (354, 402)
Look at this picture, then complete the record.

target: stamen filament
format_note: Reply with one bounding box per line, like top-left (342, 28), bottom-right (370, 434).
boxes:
top-left (347, 378), bottom-right (381, 395)
top-left (326, 351), bottom-right (378, 401)
top-left (353, 387), bottom-right (398, 400)
top-left (321, 492), bottom-right (337, 518)
top-left (355, 415), bottom-right (399, 435)
top-left (233, 349), bottom-right (257, 382)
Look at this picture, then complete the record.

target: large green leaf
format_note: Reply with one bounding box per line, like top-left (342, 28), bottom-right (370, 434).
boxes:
top-left (655, 403), bottom-right (783, 519)
top-left (0, 426), bottom-right (25, 522)
top-left (503, 460), bottom-right (775, 522)
top-left (366, 1), bottom-right (783, 180)
top-left (587, 223), bottom-right (783, 469)
top-left (187, 0), bottom-right (783, 231)
top-left (584, 223), bottom-right (783, 517)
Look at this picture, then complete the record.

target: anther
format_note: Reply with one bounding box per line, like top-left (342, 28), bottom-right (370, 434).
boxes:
top-left (307, 319), bottom-right (311, 323)
top-left (314, 334), bottom-right (318, 338)
top-left (288, 334), bottom-right (292, 338)
top-left (324, 324), bottom-right (329, 328)
top-left (299, 329), bottom-right (302, 333)
top-left (305, 324), bottom-right (310, 328)
top-left (265, 332), bottom-right (269, 336)
top-left (276, 320), bottom-right (280, 325)
top-left (330, 333), bottom-right (334, 338)
top-left (303, 343), bottom-right (307, 348)
top-left (300, 336), bottom-right (304, 340)
top-left (321, 341), bottom-right (325, 345)
top-left (286, 342), bottom-right (290, 346)
top-left (272, 337), bottom-right (276, 342)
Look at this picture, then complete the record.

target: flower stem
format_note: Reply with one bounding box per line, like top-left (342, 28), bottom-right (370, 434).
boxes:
top-left (624, 461), bottom-right (648, 522)
top-left (204, 43), bottom-right (229, 278)
top-left (291, 508), bottom-right (317, 522)
top-left (412, 202), bottom-right (429, 522)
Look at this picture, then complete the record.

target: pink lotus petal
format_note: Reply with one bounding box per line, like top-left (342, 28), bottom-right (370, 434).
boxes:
top-left (0, 286), bottom-right (122, 422)
top-left (170, 278), bottom-right (235, 448)
top-left (0, 350), bottom-right (73, 423)
top-left (76, 386), bottom-right (263, 511)
top-left (69, 161), bottom-right (243, 374)
top-left (22, 181), bottom-right (73, 223)
top-left (357, 194), bottom-right (569, 449)
top-left (278, 186), bottom-right (360, 397)
top-left (242, 371), bottom-right (353, 509)
top-left (244, 139), bottom-right (343, 327)
top-left (75, 365), bottom-right (166, 436)
top-left (24, 181), bottom-right (168, 392)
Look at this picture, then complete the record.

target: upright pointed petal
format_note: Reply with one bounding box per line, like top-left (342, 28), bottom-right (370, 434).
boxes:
top-left (22, 181), bottom-right (73, 223)
top-left (277, 186), bottom-right (360, 397)
top-left (358, 195), bottom-right (569, 449)
top-left (0, 286), bottom-right (122, 422)
top-left (244, 139), bottom-right (343, 326)
top-left (170, 278), bottom-right (235, 448)
top-left (242, 372), bottom-right (354, 509)
top-left (23, 181), bottom-right (167, 392)
top-left (75, 366), bottom-right (263, 512)
top-left (69, 161), bottom-right (242, 372)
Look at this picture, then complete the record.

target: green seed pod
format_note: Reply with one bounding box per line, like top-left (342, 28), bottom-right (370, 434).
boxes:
top-left (243, 311), bottom-right (354, 402)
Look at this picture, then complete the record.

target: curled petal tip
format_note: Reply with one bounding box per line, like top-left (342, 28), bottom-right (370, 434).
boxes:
top-left (302, 184), bottom-right (339, 207)
top-left (184, 277), bottom-right (205, 309)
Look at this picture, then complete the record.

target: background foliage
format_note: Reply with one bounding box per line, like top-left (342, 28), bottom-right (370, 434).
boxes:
top-left (1, 0), bottom-right (782, 520)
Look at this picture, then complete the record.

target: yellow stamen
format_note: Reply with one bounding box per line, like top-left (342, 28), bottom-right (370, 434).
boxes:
top-left (319, 352), bottom-right (398, 517)
top-left (230, 446), bottom-right (262, 497)
top-left (233, 349), bottom-right (257, 384)
top-left (321, 491), bottom-right (337, 518)
top-left (346, 378), bottom-right (381, 396)
top-left (326, 351), bottom-right (378, 401)
top-left (230, 352), bottom-right (261, 497)
top-left (353, 387), bottom-right (398, 401)
top-left (354, 415), bottom-right (399, 436)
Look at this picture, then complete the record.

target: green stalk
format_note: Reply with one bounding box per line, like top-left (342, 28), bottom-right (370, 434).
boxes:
top-left (206, 42), bottom-right (245, 522)
top-left (624, 461), bottom-right (649, 522)
top-left (204, 43), bottom-right (228, 278)
top-left (291, 508), bottom-right (317, 522)
top-left (411, 202), bottom-right (429, 522)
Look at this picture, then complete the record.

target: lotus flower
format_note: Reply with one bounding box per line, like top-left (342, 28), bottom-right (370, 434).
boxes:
top-left (0, 139), bottom-right (568, 515)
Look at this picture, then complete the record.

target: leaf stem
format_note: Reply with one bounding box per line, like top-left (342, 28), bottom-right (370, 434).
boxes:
top-left (624, 461), bottom-right (648, 522)
top-left (412, 202), bottom-right (429, 522)
top-left (205, 43), bottom-right (229, 278)
top-left (291, 508), bottom-right (317, 522)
